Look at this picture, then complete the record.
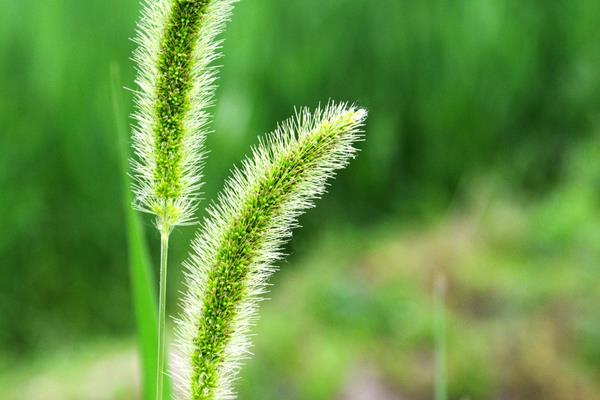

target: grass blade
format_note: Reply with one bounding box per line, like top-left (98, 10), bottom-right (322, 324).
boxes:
top-left (110, 63), bottom-right (170, 400)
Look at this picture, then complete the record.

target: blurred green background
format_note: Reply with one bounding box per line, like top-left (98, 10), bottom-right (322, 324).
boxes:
top-left (1, 0), bottom-right (600, 398)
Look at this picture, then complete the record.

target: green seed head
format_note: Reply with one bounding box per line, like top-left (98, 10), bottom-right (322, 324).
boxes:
top-left (131, 0), bottom-right (238, 234)
top-left (173, 103), bottom-right (367, 399)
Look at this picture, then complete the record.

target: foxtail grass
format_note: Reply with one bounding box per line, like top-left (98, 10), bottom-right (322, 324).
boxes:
top-left (132, 0), bottom-right (237, 232)
top-left (172, 104), bottom-right (367, 399)
top-left (129, 1), bottom-right (367, 399)
top-left (131, 1), bottom-right (238, 399)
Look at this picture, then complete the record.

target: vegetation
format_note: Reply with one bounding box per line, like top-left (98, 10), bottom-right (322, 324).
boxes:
top-left (1, 0), bottom-right (599, 398)
top-left (131, 0), bottom-right (239, 397)
top-left (130, 1), bottom-right (365, 398)
top-left (2, 162), bottom-right (600, 398)
top-left (173, 105), bottom-right (365, 399)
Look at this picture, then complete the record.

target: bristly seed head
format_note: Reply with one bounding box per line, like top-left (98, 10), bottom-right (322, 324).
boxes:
top-left (131, 0), bottom-right (238, 235)
top-left (172, 103), bottom-right (367, 400)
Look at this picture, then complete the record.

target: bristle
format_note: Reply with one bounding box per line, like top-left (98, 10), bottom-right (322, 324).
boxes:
top-left (131, 0), bottom-right (238, 234)
top-left (172, 103), bottom-right (367, 400)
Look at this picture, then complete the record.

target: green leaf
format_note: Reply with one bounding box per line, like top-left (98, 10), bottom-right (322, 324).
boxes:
top-left (110, 63), bottom-right (170, 400)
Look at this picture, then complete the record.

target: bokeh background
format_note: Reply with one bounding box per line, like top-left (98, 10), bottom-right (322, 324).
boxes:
top-left (2, 0), bottom-right (600, 399)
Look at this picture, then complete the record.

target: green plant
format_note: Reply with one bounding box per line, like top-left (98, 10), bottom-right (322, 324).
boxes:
top-left (130, 1), bottom-right (366, 399)
top-left (172, 105), bottom-right (366, 399)
top-left (131, 0), bottom-right (238, 398)
top-left (434, 273), bottom-right (448, 400)
top-left (111, 64), bottom-right (168, 400)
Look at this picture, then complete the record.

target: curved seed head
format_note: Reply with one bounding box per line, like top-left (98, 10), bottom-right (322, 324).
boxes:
top-left (172, 103), bottom-right (367, 400)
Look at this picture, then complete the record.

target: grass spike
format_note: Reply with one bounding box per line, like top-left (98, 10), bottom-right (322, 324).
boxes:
top-left (130, 1), bottom-right (239, 399)
top-left (131, 0), bottom-right (238, 233)
top-left (172, 103), bottom-right (367, 400)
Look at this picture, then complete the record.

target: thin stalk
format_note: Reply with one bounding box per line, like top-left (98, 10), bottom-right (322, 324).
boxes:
top-left (110, 63), bottom-right (164, 400)
top-left (434, 273), bottom-right (448, 400)
top-left (156, 233), bottom-right (170, 400)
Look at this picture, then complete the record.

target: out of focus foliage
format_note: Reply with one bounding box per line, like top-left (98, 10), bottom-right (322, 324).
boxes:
top-left (3, 140), bottom-right (600, 398)
top-left (1, 1), bottom-right (600, 397)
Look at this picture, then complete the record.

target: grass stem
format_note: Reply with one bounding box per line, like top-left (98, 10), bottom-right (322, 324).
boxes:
top-left (110, 63), bottom-right (164, 400)
top-left (156, 233), bottom-right (170, 400)
top-left (434, 273), bottom-right (448, 400)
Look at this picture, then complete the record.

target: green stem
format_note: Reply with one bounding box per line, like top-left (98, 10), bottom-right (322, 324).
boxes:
top-left (434, 273), bottom-right (447, 400)
top-left (156, 233), bottom-right (170, 400)
top-left (111, 63), bottom-right (163, 400)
